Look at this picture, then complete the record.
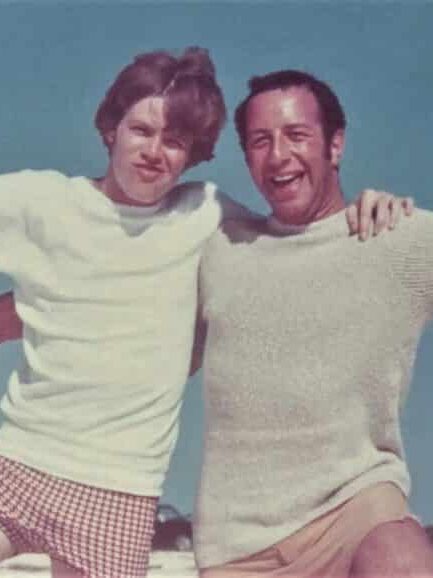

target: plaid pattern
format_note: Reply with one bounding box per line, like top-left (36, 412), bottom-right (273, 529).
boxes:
top-left (0, 455), bottom-right (157, 577)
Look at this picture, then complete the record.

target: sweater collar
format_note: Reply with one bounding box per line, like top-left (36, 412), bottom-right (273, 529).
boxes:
top-left (266, 209), bottom-right (347, 237)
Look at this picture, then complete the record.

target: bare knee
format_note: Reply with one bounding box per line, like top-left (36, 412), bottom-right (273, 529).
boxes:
top-left (350, 518), bottom-right (433, 577)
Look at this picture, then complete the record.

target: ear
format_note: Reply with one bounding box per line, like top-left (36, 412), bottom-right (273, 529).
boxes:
top-left (104, 130), bottom-right (115, 151)
top-left (330, 129), bottom-right (345, 168)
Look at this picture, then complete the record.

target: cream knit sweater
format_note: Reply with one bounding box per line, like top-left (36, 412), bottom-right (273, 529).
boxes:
top-left (194, 208), bottom-right (433, 567)
top-left (0, 170), bottom-right (227, 496)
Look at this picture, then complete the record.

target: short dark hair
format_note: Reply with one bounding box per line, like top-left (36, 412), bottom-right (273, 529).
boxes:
top-left (234, 69), bottom-right (346, 152)
top-left (95, 47), bottom-right (226, 168)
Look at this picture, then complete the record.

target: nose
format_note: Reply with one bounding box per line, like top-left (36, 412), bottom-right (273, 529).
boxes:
top-left (141, 136), bottom-right (163, 163)
top-left (268, 134), bottom-right (292, 167)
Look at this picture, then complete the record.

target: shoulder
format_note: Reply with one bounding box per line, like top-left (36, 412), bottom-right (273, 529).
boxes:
top-left (0, 169), bottom-right (73, 198)
top-left (170, 181), bottom-right (259, 220)
top-left (0, 170), bottom-right (76, 220)
top-left (397, 208), bottom-right (433, 228)
top-left (383, 208), bottom-right (433, 248)
top-left (377, 208), bottom-right (433, 291)
top-left (410, 208), bottom-right (433, 230)
top-left (167, 181), bottom-right (225, 228)
top-left (170, 180), bottom-right (219, 207)
top-left (0, 168), bottom-right (70, 186)
top-left (205, 214), bottom-right (268, 254)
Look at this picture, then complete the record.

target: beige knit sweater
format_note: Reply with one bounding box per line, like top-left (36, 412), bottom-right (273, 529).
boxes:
top-left (194, 208), bottom-right (433, 568)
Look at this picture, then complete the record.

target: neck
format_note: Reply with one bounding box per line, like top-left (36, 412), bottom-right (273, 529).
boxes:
top-left (94, 169), bottom-right (164, 209)
top-left (309, 188), bottom-right (346, 223)
top-left (95, 170), bottom-right (136, 207)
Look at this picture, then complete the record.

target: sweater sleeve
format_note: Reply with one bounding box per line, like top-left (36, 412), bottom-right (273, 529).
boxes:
top-left (217, 191), bottom-right (259, 222)
top-left (390, 208), bottom-right (433, 321)
top-left (0, 170), bottom-right (34, 275)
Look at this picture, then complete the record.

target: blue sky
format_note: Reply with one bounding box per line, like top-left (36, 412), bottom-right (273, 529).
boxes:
top-left (0, 1), bottom-right (432, 521)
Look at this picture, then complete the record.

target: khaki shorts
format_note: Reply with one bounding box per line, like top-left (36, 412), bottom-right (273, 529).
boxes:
top-left (200, 482), bottom-right (411, 577)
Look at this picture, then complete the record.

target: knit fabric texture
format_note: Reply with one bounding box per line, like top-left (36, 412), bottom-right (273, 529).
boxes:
top-left (0, 170), bottom-right (225, 496)
top-left (194, 208), bottom-right (433, 567)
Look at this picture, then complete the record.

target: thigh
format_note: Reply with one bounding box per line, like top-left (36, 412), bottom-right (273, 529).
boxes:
top-left (276, 482), bottom-right (410, 578)
top-left (200, 545), bottom-right (281, 577)
top-left (350, 517), bottom-right (433, 577)
top-left (0, 527), bottom-right (15, 561)
top-left (53, 489), bottom-right (157, 578)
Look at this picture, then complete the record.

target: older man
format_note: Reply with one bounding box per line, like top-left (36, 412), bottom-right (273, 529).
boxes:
top-left (194, 70), bottom-right (433, 577)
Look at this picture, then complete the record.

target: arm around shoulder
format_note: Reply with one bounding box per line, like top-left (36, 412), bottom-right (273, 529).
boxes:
top-left (217, 190), bottom-right (259, 222)
top-left (189, 312), bottom-right (207, 377)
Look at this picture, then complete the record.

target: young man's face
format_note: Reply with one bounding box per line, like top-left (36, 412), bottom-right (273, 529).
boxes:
top-left (244, 86), bottom-right (344, 225)
top-left (103, 97), bottom-right (192, 206)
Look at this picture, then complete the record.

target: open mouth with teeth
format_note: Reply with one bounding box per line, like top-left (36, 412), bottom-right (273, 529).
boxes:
top-left (270, 172), bottom-right (304, 191)
top-left (271, 173), bottom-right (302, 185)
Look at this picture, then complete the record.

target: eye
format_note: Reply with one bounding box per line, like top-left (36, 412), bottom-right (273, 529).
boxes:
top-left (294, 133), bottom-right (306, 141)
top-left (163, 135), bottom-right (188, 150)
top-left (287, 130), bottom-right (308, 142)
top-left (131, 124), bottom-right (152, 137)
top-left (247, 134), bottom-right (270, 149)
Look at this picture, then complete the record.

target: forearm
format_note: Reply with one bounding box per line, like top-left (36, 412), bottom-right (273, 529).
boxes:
top-left (0, 292), bottom-right (22, 341)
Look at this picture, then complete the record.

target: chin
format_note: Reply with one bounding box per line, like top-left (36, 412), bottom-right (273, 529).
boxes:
top-left (271, 205), bottom-right (297, 225)
top-left (271, 197), bottom-right (313, 225)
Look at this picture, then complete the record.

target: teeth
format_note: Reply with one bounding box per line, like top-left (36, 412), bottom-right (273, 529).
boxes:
top-left (272, 174), bottom-right (301, 184)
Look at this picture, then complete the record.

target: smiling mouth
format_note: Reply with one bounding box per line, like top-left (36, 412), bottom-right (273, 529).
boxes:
top-left (269, 172), bottom-right (304, 191)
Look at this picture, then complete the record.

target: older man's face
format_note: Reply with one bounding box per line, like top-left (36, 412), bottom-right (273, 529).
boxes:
top-left (244, 86), bottom-right (344, 225)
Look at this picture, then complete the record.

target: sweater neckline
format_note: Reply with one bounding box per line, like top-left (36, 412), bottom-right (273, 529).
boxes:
top-left (266, 209), bottom-right (347, 237)
top-left (90, 177), bottom-right (168, 215)
top-left (74, 176), bottom-right (173, 221)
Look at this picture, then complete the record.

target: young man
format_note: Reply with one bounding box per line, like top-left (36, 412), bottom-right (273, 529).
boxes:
top-left (193, 71), bottom-right (433, 577)
top-left (0, 52), bottom-right (411, 576)
top-left (0, 46), bottom-right (231, 578)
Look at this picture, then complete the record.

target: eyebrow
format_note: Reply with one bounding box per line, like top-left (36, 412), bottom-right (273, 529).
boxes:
top-left (129, 119), bottom-right (154, 128)
top-left (129, 117), bottom-right (190, 140)
top-left (246, 123), bottom-right (313, 136)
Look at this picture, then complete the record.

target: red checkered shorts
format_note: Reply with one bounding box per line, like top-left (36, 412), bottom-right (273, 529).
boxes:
top-left (0, 455), bottom-right (158, 577)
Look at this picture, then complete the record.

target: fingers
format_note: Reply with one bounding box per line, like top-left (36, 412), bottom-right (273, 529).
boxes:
top-left (358, 188), bottom-right (378, 241)
top-left (348, 189), bottom-right (416, 241)
top-left (380, 195), bottom-right (415, 231)
top-left (402, 196), bottom-right (415, 216)
top-left (373, 193), bottom-right (396, 236)
top-left (387, 198), bottom-right (402, 231)
top-left (345, 203), bottom-right (359, 236)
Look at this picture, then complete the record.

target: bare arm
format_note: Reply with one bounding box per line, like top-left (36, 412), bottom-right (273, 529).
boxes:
top-left (0, 292), bottom-right (22, 342)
